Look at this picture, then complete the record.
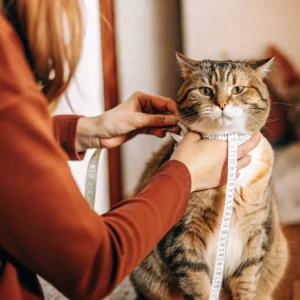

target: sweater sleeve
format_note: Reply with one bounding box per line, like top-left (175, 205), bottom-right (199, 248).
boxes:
top-left (52, 114), bottom-right (86, 161)
top-left (0, 15), bottom-right (191, 299)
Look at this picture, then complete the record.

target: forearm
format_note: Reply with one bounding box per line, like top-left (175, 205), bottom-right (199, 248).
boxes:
top-left (1, 85), bottom-right (191, 299)
top-left (1, 118), bottom-right (191, 298)
top-left (82, 160), bottom-right (191, 298)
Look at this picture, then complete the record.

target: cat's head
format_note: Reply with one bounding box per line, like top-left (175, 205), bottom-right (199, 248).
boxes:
top-left (176, 53), bottom-right (274, 135)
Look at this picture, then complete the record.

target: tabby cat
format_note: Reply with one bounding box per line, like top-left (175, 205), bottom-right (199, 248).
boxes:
top-left (130, 54), bottom-right (288, 300)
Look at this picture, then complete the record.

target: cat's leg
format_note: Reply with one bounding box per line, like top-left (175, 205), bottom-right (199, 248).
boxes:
top-left (165, 234), bottom-right (212, 299)
top-left (228, 263), bottom-right (262, 300)
top-left (176, 269), bottom-right (211, 300)
top-left (228, 230), bottom-right (287, 300)
top-left (168, 255), bottom-right (211, 300)
top-left (255, 230), bottom-right (288, 300)
top-left (228, 231), bottom-right (266, 300)
top-left (219, 291), bottom-right (231, 300)
top-left (131, 250), bottom-right (175, 300)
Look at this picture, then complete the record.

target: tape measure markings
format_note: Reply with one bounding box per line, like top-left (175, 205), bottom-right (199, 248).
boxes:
top-left (172, 132), bottom-right (252, 300)
top-left (85, 148), bottom-right (102, 208)
top-left (206, 133), bottom-right (252, 300)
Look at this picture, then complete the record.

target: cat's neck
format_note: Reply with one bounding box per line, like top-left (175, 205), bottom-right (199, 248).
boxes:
top-left (179, 122), bottom-right (251, 137)
top-left (201, 133), bottom-right (253, 145)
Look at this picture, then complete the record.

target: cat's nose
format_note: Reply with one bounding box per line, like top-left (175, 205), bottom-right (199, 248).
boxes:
top-left (217, 102), bottom-right (227, 110)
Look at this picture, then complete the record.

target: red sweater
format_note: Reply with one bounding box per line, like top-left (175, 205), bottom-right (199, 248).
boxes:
top-left (0, 15), bottom-right (191, 299)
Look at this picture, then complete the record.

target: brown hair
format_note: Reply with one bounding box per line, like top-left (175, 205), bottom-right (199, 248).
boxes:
top-left (1, 0), bottom-right (83, 102)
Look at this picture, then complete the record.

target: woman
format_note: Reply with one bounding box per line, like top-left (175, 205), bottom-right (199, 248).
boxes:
top-left (0, 1), bottom-right (260, 299)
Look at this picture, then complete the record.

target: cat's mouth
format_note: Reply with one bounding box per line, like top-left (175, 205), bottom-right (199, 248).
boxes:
top-left (216, 114), bottom-right (234, 125)
top-left (210, 109), bottom-right (236, 121)
top-left (179, 105), bottom-right (246, 134)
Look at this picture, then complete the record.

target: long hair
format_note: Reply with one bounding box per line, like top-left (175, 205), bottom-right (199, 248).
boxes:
top-left (1, 0), bottom-right (83, 103)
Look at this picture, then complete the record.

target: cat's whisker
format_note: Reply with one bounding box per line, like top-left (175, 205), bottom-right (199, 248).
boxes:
top-left (180, 109), bottom-right (213, 120)
top-left (244, 115), bottom-right (264, 129)
top-left (180, 115), bottom-right (200, 123)
top-left (271, 102), bottom-right (300, 109)
top-left (199, 111), bottom-right (213, 115)
top-left (180, 112), bottom-right (199, 120)
top-left (180, 111), bottom-right (199, 118)
top-left (244, 114), bottom-right (262, 125)
top-left (235, 52), bottom-right (253, 76)
top-left (243, 109), bottom-right (277, 123)
top-left (265, 119), bottom-right (278, 123)
top-left (245, 113), bottom-right (277, 124)
top-left (195, 118), bottom-right (210, 133)
top-left (180, 110), bottom-right (200, 117)
top-left (181, 115), bottom-right (209, 132)
top-left (244, 115), bottom-right (276, 142)
top-left (235, 52), bottom-right (255, 78)
top-left (180, 117), bottom-right (198, 124)
top-left (261, 125), bottom-right (276, 142)
top-left (244, 115), bottom-right (278, 123)
top-left (243, 108), bottom-right (267, 111)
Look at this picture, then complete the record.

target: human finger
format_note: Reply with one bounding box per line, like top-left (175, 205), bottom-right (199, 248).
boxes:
top-left (180, 131), bottom-right (201, 143)
top-left (137, 92), bottom-right (178, 114)
top-left (237, 132), bottom-right (261, 159)
top-left (236, 155), bottom-right (252, 171)
top-left (131, 113), bottom-right (178, 129)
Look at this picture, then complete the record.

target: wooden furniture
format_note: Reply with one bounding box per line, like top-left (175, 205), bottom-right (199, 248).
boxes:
top-left (275, 224), bottom-right (300, 300)
top-left (99, 0), bottom-right (123, 207)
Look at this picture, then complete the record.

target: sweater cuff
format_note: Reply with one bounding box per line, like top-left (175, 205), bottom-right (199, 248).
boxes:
top-left (52, 115), bottom-right (86, 161)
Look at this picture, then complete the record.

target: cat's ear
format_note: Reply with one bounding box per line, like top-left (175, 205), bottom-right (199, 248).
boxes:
top-left (176, 52), bottom-right (199, 78)
top-left (250, 57), bottom-right (275, 77)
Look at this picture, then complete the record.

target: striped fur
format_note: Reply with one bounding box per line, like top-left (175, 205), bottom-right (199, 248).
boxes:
top-left (130, 55), bottom-right (288, 300)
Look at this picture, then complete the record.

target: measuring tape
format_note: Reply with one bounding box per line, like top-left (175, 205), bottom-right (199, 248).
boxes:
top-left (172, 132), bottom-right (252, 300)
top-left (85, 148), bottom-right (102, 208)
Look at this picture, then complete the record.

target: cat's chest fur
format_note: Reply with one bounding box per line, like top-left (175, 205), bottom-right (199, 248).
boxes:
top-left (205, 223), bottom-right (243, 280)
top-left (204, 137), bottom-right (271, 279)
top-left (236, 136), bottom-right (267, 188)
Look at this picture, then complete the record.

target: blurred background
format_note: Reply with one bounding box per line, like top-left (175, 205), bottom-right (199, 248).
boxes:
top-left (51, 0), bottom-right (300, 299)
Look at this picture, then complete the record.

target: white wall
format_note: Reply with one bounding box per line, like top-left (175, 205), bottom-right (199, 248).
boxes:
top-left (115, 0), bottom-right (182, 197)
top-left (55, 0), bottom-right (109, 214)
top-left (181, 0), bottom-right (300, 69)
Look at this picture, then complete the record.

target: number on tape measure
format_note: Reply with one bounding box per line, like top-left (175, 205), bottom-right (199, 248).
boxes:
top-left (209, 133), bottom-right (252, 300)
top-left (85, 149), bottom-right (102, 208)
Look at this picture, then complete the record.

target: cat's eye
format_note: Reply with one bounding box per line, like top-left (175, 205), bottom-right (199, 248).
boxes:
top-left (200, 87), bottom-right (214, 97)
top-left (231, 86), bottom-right (245, 95)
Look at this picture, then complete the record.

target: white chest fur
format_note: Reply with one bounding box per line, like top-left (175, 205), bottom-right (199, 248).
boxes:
top-left (205, 223), bottom-right (243, 280)
top-left (205, 136), bottom-right (271, 279)
top-left (236, 136), bottom-right (267, 188)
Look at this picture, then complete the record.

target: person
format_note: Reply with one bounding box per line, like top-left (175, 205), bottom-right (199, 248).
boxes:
top-left (0, 1), bottom-right (260, 299)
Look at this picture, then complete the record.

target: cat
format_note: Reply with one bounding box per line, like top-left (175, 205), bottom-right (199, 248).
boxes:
top-left (130, 54), bottom-right (288, 300)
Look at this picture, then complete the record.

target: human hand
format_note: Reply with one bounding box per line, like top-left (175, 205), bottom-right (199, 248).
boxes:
top-left (76, 92), bottom-right (179, 151)
top-left (170, 132), bottom-right (262, 192)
